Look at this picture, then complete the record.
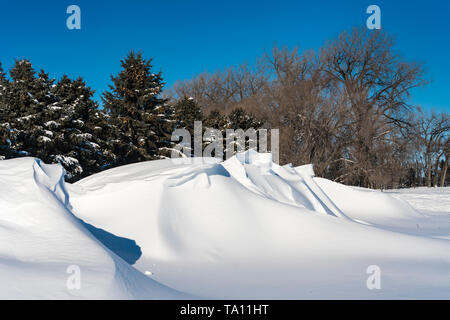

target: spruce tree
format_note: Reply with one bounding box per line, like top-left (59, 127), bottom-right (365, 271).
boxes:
top-left (173, 96), bottom-right (204, 156)
top-left (0, 62), bottom-right (7, 100)
top-left (0, 59), bottom-right (117, 181)
top-left (205, 109), bottom-right (228, 130)
top-left (174, 96), bottom-right (204, 133)
top-left (5, 59), bottom-right (44, 158)
top-left (41, 75), bottom-right (116, 181)
top-left (227, 107), bottom-right (263, 130)
top-left (203, 108), bottom-right (263, 159)
top-left (227, 107), bottom-right (263, 156)
top-left (102, 51), bottom-right (174, 165)
top-left (0, 62), bottom-right (10, 159)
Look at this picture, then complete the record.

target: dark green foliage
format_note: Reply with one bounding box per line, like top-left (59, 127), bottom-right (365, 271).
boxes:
top-left (205, 109), bottom-right (228, 130)
top-left (38, 75), bottom-right (115, 181)
top-left (102, 51), bottom-right (174, 165)
top-left (227, 107), bottom-right (263, 130)
top-left (174, 96), bottom-right (203, 133)
top-left (0, 55), bottom-right (266, 180)
top-left (0, 60), bottom-right (117, 181)
top-left (172, 96), bottom-right (204, 157)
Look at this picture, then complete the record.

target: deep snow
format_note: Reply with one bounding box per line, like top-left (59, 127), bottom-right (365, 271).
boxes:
top-left (0, 158), bottom-right (186, 299)
top-left (1, 151), bottom-right (450, 299)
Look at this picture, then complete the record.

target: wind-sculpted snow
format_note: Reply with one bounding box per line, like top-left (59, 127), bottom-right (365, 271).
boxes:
top-left (1, 152), bottom-right (450, 299)
top-left (0, 158), bottom-right (186, 299)
top-left (69, 150), bottom-right (450, 299)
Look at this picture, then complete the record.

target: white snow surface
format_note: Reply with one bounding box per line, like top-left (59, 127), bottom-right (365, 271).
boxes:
top-left (1, 150), bottom-right (450, 299)
top-left (0, 158), bottom-right (186, 299)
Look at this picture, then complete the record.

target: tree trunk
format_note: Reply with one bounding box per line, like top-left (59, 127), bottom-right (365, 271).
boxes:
top-left (440, 157), bottom-right (448, 187)
top-left (426, 148), bottom-right (432, 188)
top-left (433, 156), bottom-right (441, 187)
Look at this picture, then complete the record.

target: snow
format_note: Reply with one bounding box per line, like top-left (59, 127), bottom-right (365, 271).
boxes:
top-left (54, 155), bottom-right (81, 169)
top-left (48, 105), bottom-right (63, 111)
top-left (38, 136), bottom-right (52, 143)
top-left (0, 158), bottom-right (186, 299)
top-left (85, 141), bottom-right (100, 149)
top-left (43, 130), bottom-right (54, 137)
top-left (73, 119), bottom-right (84, 126)
top-left (76, 133), bottom-right (92, 140)
top-left (44, 120), bottom-right (59, 128)
top-left (17, 114), bottom-right (35, 122)
top-left (1, 150), bottom-right (450, 299)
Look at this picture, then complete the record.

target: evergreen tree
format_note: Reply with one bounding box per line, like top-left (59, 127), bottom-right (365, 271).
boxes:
top-left (3, 59), bottom-right (45, 158)
top-left (102, 51), bottom-right (174, 165)
top-left (199, 108), bottom-right (263, 159)
top-left (205, 109), bottom-right (228, 130)
top-left (174, 96), bottom-right (203, 133)
top-left (226, 108), bottom-right (263, 157)
top-left (0, 62), bottom-right (7, 126)
top-left (0, 59), bottom-right (117, 181)
top-left (227, 107), bottom-right (263, 130)
top-left (0, 62), bottom-right (10, 159)
top-left (172, 96), bottom-right (204, 156)
top-left (0, 62), bottom-right (7, 97)
top-left (40, 75), bottom-right (116, 181)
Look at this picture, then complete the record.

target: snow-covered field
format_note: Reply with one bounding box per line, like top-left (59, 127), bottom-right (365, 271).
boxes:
top-left (1, 151), bottom-right (449, 299)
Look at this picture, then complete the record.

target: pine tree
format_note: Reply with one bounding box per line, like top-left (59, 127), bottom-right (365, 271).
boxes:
top-left (40, 75), bottom-right (116, 181)
top-left (203, 108), bottom-right (263, 159)
top-left (0, 62), bottom-right (7, 100)
top-left (0, 62), bottom-right (7, 126)
top-left (172, 96), bottom-right (204, 156)
top-left (102, 51), bottom-right (174, 165)
top-left (227, 107), bottom-right (263, 156)
top-left (205, 109), bottom-right (228, 130)
top-left (227, 107), bottom-right (262, 130)
top-left (0, 59), bottom-right (117, 181)
top-left (4, 59), bottom-right (44, 158)
top-left (174, 96), bottom-right (204, 133)
top-left (0, 62), bottom-right (10, 159)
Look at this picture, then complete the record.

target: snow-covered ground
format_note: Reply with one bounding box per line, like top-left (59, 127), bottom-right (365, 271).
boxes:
top-left (1, 151), bottom-right (450, 299)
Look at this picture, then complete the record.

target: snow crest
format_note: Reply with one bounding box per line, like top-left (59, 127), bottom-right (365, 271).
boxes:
top-left (1, 152), bottom-right (450, 299)
top-left (0, 158), bottom-right (186, 299)
top-left (69, 151), bottom-right (450, 299)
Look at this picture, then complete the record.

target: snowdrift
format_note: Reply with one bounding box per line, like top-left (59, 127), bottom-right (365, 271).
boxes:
top-left (0, 158), bottom-right (186, 299)
top-left (1, 151), bottom-right (450, 299)
top-left (69, 151), bottom-right (450, 299)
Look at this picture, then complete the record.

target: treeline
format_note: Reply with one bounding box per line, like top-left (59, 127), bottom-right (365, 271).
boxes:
top-left (0, 28), bottom-right (449, 188)
top-left (172, 28), bottom-right (449, 189)
top-left (0, 52), bottom-right (259, 182)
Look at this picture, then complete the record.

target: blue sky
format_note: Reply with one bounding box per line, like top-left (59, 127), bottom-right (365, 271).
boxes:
top-left (0, 0), bottom-right (448, 111)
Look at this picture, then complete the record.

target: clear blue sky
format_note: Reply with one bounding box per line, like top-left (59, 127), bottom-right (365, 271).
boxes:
top-left (0, 0), bottom-right (448, 111)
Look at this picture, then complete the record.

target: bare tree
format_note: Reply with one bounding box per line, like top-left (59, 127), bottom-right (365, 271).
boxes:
top-left (319, 28), bottom-right (426, 187)
top-left (171, 62), bottom-right (268, 115)
top-left (168, 28), bottom-right (431, 189)
top-left (415, 111), bottom-right (450, 187)
top-left (440, 138), bottom-right (449, 187)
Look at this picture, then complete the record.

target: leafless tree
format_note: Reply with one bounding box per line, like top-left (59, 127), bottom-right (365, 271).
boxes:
top-left (318, 28), bottom-right (426, 187)
top-left (415, 111), bottom-right (450, 187)
top-left (168, 28), bottom-right (434, 189)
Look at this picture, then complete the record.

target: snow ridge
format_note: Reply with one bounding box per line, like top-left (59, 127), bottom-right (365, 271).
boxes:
top-left (1, 152), bottom-right (450, 299)
top-left (0, 157), bottom-right (185, 299)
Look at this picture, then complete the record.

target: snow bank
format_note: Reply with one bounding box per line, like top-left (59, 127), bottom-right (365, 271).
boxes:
top-left (0, 158), bottom-right (185, 299)
top-left (1, 151), bottom-right (450, 299)
top-left (67, 150), bottom-right (450, 299)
